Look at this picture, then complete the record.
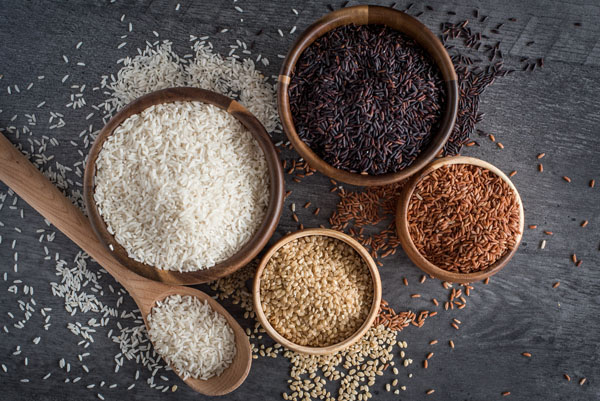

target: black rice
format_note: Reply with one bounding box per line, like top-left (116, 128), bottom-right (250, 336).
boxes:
top-left (289, 24), bottom-right (446, 175)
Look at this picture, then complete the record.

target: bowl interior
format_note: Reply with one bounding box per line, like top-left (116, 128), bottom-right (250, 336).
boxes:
top-left (396, 156), bottom-right (525, 283)
top-left (278, 5), bottom-right (459, 186)
top-left (83, 87), bottom-right (284, 285)
top-left (253, 228), bottom-right (382, 355)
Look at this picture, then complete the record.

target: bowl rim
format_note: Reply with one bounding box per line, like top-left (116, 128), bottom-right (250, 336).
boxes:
top-left (396, 156), bottom-right (525, 283)
top-left (83, 87), bottom-right (284, 285)
top-left (253, 228), bottom-right (382, 355)
top-left (277, 4), bottom-right (459, 186)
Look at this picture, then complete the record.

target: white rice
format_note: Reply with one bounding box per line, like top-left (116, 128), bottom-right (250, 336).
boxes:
top-left (94, 101), bottom-right (269, 271)
top-left (147, 294), bottom-right (236, 380)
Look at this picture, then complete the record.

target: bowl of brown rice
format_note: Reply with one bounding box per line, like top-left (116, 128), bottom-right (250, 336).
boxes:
top-left (396, 156), bottom-right (524, 283)
top-left (84, 87), bottom-right (284, 285)
top-left (253, 228), bottom-right (382, 355)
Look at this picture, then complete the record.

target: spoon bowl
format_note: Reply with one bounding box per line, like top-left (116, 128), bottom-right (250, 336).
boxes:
top-left (0, 133), bottom-right (252, 395)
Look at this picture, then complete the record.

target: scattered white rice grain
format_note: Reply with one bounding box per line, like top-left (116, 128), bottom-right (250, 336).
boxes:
top-left (43, 372), bottom-right (51, 379)
top-left (128, 384), bottom-right (135, 390)
top-left (290, 26), bottom-right (297, 34)
top-left (153, 31), bottom-right (159, 37)
top-left (235, 6), bottom-right (243, 12)
top-left (118, 42), bottom-right (127, 49)
top-left (278, 29), bottom-right (284, 37)
top-left (77, 62), bottom-right (86, 66)
top-left (175, 3), bottom-right (180, 10)
top-left (76, 41), bottom-right (83, 49)
top-left (62, 75), bottom-right (70, 83)
top-left (63, 55), bottom-right (69, 63)
top-left (97, 394), bottom-right (104, 400)
top-left (292, 8), bottom-right (298, 14)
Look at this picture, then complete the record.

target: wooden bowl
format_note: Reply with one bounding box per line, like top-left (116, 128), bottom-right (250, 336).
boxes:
top-left (83, 87), bottom-right (284, 285)
top-left (396, 156), bottom-right (525, 283)
top-left (253, 228), bottom-right (382, 355)
top-left (277, 5), bottom-right (458, 186)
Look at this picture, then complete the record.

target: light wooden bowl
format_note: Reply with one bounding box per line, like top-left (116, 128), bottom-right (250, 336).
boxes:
top-left (253, 228), bottom-right (382, 355)
top-left (396, 156), bottom-right (525, 283)
top-left (83, 87), bottom-right (285, 285)
top-left (277, 5), bottom-right (459, 186)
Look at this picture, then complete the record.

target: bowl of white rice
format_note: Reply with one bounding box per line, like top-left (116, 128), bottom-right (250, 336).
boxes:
top-left (84, 87), bottom-right (284, 284)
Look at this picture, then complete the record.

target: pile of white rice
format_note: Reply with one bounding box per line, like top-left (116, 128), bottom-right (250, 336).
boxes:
top-left (94, 100), bottom-right (270, 271)
top-left (146, 294), bottom-right (236, 380)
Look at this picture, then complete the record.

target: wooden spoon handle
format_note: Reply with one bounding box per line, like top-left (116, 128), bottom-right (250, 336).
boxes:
top-left (0, 133), bottom-right (144, 293)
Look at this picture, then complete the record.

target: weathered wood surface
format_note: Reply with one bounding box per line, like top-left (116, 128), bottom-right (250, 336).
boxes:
top-left (0, 0), bottom-right (599, 400)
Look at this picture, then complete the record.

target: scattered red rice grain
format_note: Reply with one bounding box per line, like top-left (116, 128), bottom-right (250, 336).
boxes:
top-left (484, 277), bottom-right (490, 285)
top-left (451, 323), bottom-right (460, 330)
top-left (432, 298), bottom-right (439, 306)
top-left (403, 278), bottom-right (408, 286)
top-left (522, 352), bottom-right (532, 357)
top-left (420, 275), bottom-right (426, 284)
top-left (497, 142), bottom-right (504, 149)
top-left (571, 254), bottom-right (577, 263)
top-left (285, 190), bottom-right (292, 199)
top-left (429, 340), bottom-right (438, 345)
top-left (313, 207), bottom-right (320, 216)
top-left (411, 294), bottom-right (421, 298)
top-left (564, 374), bottom-right (571, 381)
top-left (576, 260), bottom-right (582, 267)
top-left (466, 141), bottom-right (477, 147)
top-left (423, 360), bottom-right (428, 368)
top-left (562, 176), bottom-right (571, 183)
top-left (537, 153), bottom-right (545, 159)
top-left (449, 340), bottom-right (455, 348)
top-left (538, 163), bottom-right (543, 172)
top-left (502, 391), bottom-right (511, 396)
top-left (426, 389), bottom-right (435, 395)
top-left (453, 318), bottom-right (461, 324)
top-left (529, 225), bottom-right (537, 229)
top-left (303, 201), bottom-right (311, 209)
top-left (544, 231), bottom-right (553, 235)
top-left (509, 170), bottom-right (517, 177)
top-left (581, 220), bottom-right (588, 227)
top-left (579, 378), bottom-right (586, 385)
top-left (429, 311), bottom-right (438, 317)
top-left (426, 352), bottom-right (434, 359)
top-left (590, 179), bottom-right (595, 188)
top-left (488, 134), bottom-right (495, 141)
top-left (552, 282), bottom-right (560, 288)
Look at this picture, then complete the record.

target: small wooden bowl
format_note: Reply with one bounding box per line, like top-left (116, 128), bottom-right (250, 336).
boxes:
top-left (253, 228), bottom-right (382, 355)
top-left (83, 87), bottom-right (284, 285)
top-left (277, 5), bottom-right (459, 186)
top-left (396, 156), bottom-right (525, 283)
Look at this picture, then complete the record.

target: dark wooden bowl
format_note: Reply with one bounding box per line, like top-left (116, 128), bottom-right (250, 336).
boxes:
top-left (253, 228), bottom-right (382, 355)
top-left (83, 87), bottom-right (284, 285)
top-left (396, 156), bottom-right (525, 283)
top-left (278, 5), bottom-right (459, 187)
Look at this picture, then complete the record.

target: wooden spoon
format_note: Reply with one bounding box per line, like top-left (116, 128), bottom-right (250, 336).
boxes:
top-left (0, 133), bottom-right (251, 396)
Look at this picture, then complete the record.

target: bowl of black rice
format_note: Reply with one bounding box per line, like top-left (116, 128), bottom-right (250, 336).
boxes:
top-left (278, 5), bottom-right (459, 186)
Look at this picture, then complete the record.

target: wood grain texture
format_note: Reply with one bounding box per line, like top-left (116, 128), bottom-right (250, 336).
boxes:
top-left (0, 133), bottom-right (252, 396)
top-left (278, 5), bottom-right (459, 186)
top-left (0, 0), bottom-right (599, 400)
top-left (253, 228), bottom-right (382, 355)
top-left (83, 87), bottom-right (285, 285)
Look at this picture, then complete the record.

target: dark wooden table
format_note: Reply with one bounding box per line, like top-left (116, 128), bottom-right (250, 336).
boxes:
top-left (1, 1), bottom-right (598, 400)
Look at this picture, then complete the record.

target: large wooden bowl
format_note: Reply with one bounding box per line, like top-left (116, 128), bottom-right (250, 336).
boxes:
top-left (278, 5), bottom-right (459, 186)
top-left (83, 87), bottom-right (284, 285)
top-left (253, 228), bottom-right (382, 355)
top-left (396, 156), bottom-right (525, 283)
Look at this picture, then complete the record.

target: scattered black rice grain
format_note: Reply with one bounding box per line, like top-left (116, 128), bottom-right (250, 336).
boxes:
top-left (447, 11), bottom-right (456, 15)
top-left (508, 17), bottom-right (517, 22)
top-left (574, 22), bottom-right (582, 27)
top-left (426, 5), bottom-right (433, 11)
top-left (289, 24), bottom-right (446, 175)
top-left (526, 41), bottom-right (535, 46)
